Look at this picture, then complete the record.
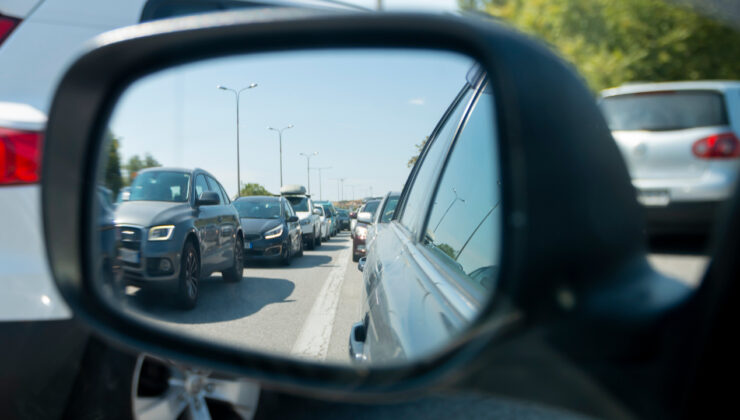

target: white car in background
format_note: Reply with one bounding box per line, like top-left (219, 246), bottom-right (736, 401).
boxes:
top-left (600, 81), bottom-right (740, 235)
top-left (1, 0), bottom-right (351, 417)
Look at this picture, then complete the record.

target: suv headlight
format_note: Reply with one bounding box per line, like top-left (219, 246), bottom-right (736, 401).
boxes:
top-left (264, 225), bottom-right (283, 239)
top-left (148, 225), bottom-right (175, 241)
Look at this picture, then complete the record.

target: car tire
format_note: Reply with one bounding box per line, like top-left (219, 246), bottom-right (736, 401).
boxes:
top-left (222, 236), bottom-right (244, 282)
top-left (296, 237), bottom-right (304, 257)
top-left (306, 232), bottom-right (316, 250)
top-left (280, 239), bottom-right (291, 266)
top-left (177, 240), bottom-right (199, 310)
top-left (315, 229), bottom-right (322, 247)
top-left (63, 336), bottom-right (138, 420)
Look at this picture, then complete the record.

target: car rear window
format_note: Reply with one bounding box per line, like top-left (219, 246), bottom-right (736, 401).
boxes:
top-left (286, 196), bottom-right (308, 212)
top-left (600, 90), bottom-right (728, 131)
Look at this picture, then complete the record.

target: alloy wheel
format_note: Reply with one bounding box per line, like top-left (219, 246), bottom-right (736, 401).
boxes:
top-left (132, 354), bottom-right (260, 420)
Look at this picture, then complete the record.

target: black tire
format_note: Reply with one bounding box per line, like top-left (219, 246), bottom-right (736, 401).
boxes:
top-left (63, 336), bottom-right (138, 420)
top-left (177, 240), bottom-right (199, 310)
top-left (222, 236), bottom-right (244, 282)
top-left (315, 229), bottom-right (322, 247)
top-left (296, 237), bottom-right (304, 257)
top-left (280, 238), bottom-right (291, 266)
top-left (306, 232), bottom-right (316, 250)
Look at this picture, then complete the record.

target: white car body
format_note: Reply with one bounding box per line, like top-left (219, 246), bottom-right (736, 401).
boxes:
top-left (600, 81), bottom-right (740, 233)
top-left (0, 0), bottom-right (150, 322)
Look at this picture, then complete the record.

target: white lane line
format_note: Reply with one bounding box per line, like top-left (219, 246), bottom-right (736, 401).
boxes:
top-left (291, 245), bottom-right (351, 360)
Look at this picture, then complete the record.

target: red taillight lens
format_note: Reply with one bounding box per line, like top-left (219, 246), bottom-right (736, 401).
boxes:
top-left (692, 132), bottom-right (740, 159)
top-left (0, 128), bottom-right (43, 185)
top-left (0, 14), bottom-right (21, 45)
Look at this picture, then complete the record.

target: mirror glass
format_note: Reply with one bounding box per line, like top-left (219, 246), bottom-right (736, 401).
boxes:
top-left (94, 48), bottom-right (501, 366)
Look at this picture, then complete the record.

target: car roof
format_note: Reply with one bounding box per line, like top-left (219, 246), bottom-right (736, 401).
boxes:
top-left (601, 80), bottom-right (740, 97)
top-left (234, 195), bottom-right (279, 201)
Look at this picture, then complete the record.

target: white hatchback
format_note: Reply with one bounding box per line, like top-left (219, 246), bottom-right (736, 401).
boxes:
top-left (600, 81), bottom-right (740, 234)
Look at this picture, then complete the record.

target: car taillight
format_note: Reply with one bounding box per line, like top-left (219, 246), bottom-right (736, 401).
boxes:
top-left (0, 14), bottom-right (21, 45)
top-left (0, 128), bottom-right (43, 185)
top-left (692, 132), bottom-right (740, 159)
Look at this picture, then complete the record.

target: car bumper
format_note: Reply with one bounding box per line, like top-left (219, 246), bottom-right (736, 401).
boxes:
top-left (633, 167), bottom-right (738, 203)
top-left (244, 236), bottom-right (285, 259)
top-left (642, 200), bottom-right (725, 235)
top-left (120, 240), bottom-right (181, 287)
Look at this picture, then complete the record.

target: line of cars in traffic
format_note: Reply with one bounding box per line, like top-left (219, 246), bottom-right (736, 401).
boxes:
top-left (108, 172), bottom-right (348, 309)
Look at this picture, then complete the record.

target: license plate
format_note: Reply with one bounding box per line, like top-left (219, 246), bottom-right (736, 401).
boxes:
top-left (637, 190), bottom-right (670, 207)
top-left (119, 248), bottom-right (140, 264)
top-left (245, 242), bottom-right (253, 249)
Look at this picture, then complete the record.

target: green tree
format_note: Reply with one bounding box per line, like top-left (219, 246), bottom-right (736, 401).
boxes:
top-left (124, 153), bottom-right (161, 185)
top-left (407, 136), bottom-right (429, 168)
top-left (461, 0), bottom-right (740, 92)
top-left (239, 183), bottom-right (272, 197)
top-left (103, 133), bottom-right (123, 197)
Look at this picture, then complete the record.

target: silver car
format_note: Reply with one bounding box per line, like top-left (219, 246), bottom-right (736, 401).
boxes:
top-left (600, 81), bottom-right (740, 234)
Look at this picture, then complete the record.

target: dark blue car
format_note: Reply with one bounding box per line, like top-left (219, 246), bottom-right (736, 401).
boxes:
top-left (234, 196), bottom-right (303, 265)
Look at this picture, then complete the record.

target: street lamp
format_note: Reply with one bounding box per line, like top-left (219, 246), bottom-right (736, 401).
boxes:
top-left (331, 178), bottom-right (345, 202)
top-left (312, 166), bottom-right (332, 200)
top-left (268, 125), bottom-right (294, 188)
top-left (299, 152), bottom-right (318, 194)
top-left (217, 83), bottom-right (257, 196)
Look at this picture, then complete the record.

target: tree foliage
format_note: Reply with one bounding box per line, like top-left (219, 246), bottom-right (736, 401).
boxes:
top-left (103, 133), bottom-right (123, 197)
top-left (460, 0), bottom-right (740, 92)
top-left (125, 153), bottom-right (161, 185)
top-left (407, 136), bottom-right (429, 168)
top-left (239, 183), bottom-right (272, 197)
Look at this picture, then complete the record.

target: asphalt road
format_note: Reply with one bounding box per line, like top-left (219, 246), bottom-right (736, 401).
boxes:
top-left (122, 231), bottom-right (711, 367)
top-left (124, 231), bottom-right (363, 365)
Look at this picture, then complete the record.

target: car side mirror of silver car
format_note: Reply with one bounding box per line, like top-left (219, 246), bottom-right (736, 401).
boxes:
top-left (357, 212), bottom-right (373, 224)
top-left (196, 191), bottom-right (219, 206)
top-left (313, 208), bottom-right (321, 215)
top-left (41, 9), bottom-right (694, 420)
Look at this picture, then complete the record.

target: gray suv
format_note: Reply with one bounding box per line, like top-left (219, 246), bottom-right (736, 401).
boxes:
top-left (114, 167), bottom-right (243, 309)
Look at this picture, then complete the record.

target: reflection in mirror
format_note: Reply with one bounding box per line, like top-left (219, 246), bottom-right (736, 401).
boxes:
top-left (94, 49), bottom-right (500, 366)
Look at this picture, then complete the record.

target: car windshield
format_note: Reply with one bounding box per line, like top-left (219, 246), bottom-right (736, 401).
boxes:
top-left (286, 196), bottom-right (309, 212)
top-left (364, 200), bottom-right (380, 215)
top-left (128, 171), bottom-right (190, 202)
top-left (600, 90), bottom-right (728, 131)
top-left (234, 199), bottom-right (281, 219)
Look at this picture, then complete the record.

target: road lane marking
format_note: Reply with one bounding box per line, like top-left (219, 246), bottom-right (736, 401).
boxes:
top-left (291, 245), bottom-right (352, 360)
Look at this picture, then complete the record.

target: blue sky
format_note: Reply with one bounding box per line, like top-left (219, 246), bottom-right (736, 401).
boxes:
top-left (109, 49), bottom-right (474, 200)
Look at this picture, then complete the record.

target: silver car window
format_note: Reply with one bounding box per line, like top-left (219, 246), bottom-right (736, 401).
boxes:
top-left (422, 89), bottom-right (500, 298)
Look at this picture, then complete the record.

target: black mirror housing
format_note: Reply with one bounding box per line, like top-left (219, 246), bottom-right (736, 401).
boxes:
top-left (287, 215), bottom-right (299, 223)
top-left (196, 191), bottom-right (220, 206)
top-left (39, 9), bottom-right (692, 419)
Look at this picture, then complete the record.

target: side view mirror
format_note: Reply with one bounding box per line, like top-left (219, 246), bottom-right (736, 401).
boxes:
top-left (357, 212), bottom-right (373, 224)
top-left (196, 191), bottom-right (219, 206)
top-left (40, 10), bottom-right (694, 420)
top-left (287, 215), bottom-right (299, 223)
top-left (313, 208), bottom-right (321, 215)
top-left (357, 256), bottom-right (366, 272)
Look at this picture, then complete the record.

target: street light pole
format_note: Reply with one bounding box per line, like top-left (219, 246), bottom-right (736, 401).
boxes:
top-left (299, 152), bottom-right (318, 194)
top-left (312, 166), bottom-right (331, 200)
top-left (218, 83), bottom-right (257, 197)
top-left (268, 125), bottom-right (294, 189)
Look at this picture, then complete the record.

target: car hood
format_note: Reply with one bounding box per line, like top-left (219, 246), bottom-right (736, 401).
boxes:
top-left (240, 218), bottom-right (281, 234)
top-left (115, 201), bottom-right (191, 227)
